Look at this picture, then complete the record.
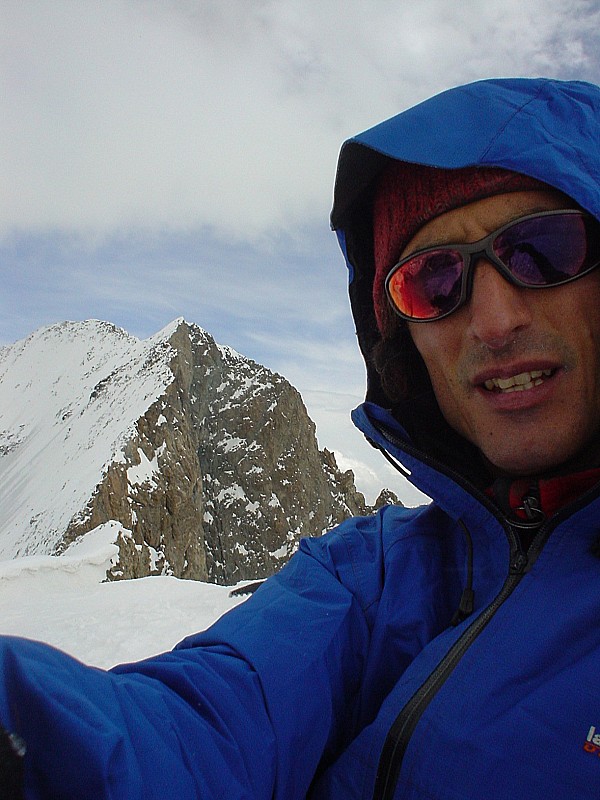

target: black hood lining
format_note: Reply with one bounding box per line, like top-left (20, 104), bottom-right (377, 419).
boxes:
top-left (342, 177), bottom-right (493, 489)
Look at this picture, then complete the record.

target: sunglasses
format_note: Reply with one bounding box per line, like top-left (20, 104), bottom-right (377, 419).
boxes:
top-left (385, 209), bottom-right (600, 322)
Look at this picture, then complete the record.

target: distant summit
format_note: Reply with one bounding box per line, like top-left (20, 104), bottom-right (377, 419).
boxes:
top-left (0, 319), bottom-right (397, 583)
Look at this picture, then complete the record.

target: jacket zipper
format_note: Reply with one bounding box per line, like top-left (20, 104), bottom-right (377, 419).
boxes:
top-left (372, 528), bottom-right (529, 799)
top-left (367, 416), bottom-right (600, 797)
top-left (369, 421), bottom-right (543, 799)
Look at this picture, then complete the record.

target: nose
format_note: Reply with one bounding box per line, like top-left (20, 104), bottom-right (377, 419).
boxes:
top-left (468, 259), bottom-right (532, 348)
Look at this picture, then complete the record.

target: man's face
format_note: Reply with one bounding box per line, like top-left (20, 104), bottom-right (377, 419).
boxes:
top-left (407, 190), bottom-right (600, 475)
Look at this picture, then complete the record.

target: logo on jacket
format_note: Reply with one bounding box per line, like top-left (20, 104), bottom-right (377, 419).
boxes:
top-left (584, 726), bottom-right (600, 755)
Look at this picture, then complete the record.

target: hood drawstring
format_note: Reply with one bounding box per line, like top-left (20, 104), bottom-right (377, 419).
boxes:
top-left (451, 519), bottom-right (474, 626)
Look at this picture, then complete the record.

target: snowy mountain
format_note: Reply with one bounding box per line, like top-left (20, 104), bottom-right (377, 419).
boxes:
top-left (0, 319), bottom-right (393, 584)
top-left (0, 319), bottom-right (173, 558)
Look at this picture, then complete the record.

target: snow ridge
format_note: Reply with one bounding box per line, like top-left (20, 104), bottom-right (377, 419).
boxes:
top-left (0, 320), bottom-right (176, 558)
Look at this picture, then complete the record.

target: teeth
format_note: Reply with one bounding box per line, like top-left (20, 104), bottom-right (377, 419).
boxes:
top-left (484, 369), bottom-right (552, 393)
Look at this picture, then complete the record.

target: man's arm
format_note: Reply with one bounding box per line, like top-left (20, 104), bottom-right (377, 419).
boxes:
top-left (0, 524), bottom-right (374, 799)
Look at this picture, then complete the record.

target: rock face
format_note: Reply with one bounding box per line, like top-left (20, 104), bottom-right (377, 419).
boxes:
top-left (0, 319), bottom-right (396, 583)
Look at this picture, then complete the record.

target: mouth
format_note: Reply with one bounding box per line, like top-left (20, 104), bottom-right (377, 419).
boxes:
top-left (482, 368), bottom-right (555, 394)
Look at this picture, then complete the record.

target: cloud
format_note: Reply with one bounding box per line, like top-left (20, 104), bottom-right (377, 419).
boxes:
top-left (3, 0), bottom-right (600, 241)
top-left (2, 0), bottom-right (600, 502)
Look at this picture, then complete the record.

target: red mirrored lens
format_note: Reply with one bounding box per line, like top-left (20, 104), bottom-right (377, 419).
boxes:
top-left (388, 250), bottom-right (463, 319)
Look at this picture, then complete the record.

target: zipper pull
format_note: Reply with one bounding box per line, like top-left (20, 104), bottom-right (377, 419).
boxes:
top-left (509, 549), bottom-right (528, 574)
top-left (450, 587), bottom-right (475, 626)
top-left (517, 484), bottom-right (546, 525)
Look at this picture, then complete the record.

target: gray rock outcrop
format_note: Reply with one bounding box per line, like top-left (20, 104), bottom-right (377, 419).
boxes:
top-left (57, 320), bottom-right (396, 582)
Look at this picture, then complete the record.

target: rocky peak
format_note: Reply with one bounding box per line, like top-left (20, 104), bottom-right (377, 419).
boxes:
top-left (0, 319), bottom-right (398, 583)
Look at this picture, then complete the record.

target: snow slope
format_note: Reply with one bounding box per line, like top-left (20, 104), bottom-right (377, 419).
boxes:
top-left (0, 320), bottom-right (178, 558)
top-left (0, 521), bottom-right (245, 668)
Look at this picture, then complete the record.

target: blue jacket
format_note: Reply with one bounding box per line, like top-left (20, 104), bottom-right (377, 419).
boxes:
top-left (3, 77), bottom-right (600, 799)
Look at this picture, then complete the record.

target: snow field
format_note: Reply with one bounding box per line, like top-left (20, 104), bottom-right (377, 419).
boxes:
top-left (0, 521), bottom-right (246, 669)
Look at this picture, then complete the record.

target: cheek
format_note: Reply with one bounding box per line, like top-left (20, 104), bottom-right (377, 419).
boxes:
top-left (553, 283), bottom-right (600, 392)
top-left (410, 330), bottom-right (465, 412)
top-left (409, 324), bottom-right (461, 394)
top-left (426, 363), bottom-right (467, 425)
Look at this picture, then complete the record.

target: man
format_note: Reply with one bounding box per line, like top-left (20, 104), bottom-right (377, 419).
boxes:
top-left (3, 77), bottom-right (600, 799)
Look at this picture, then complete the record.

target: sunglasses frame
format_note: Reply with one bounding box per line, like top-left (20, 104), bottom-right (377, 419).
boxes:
top-left (385, 209), bottom-right (600, 323)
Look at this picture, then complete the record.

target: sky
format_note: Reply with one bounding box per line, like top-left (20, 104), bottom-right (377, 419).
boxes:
top-left (2, 0), bottom-right (600, 503)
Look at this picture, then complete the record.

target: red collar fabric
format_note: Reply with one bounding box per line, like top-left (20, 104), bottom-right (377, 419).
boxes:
top-left (488, 469), bottom-right (600, 521)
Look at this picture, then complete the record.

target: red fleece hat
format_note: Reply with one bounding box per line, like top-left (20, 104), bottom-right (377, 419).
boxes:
top-left (372, 162), bottom-right (551, 335)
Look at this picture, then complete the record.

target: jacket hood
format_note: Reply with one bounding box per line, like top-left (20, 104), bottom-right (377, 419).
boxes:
top-left (331, 77), bottom-right (600, 484)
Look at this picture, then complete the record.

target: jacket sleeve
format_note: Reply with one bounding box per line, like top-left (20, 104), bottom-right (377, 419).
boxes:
top-left (0, 521), bottom-right (377, 799)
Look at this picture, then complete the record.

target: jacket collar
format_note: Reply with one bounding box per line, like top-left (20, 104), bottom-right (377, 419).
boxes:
top-left (352, 402), bottom-right (497, 526)
top-left (353, 401), bottom-right (600, 535)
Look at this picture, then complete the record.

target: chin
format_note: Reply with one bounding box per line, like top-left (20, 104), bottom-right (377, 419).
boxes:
top-left (485, 448), bottom-right (577, 477)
